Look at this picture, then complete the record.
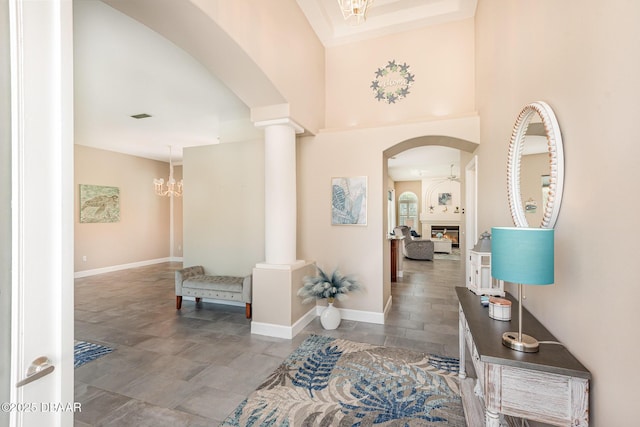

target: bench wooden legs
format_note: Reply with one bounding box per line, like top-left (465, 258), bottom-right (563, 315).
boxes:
top-left (176, 296), bottom-right (197, 309)
top-left (177, 296), bottom-right (251, 319)
top-left (176, 296), bottom-right (199, 309)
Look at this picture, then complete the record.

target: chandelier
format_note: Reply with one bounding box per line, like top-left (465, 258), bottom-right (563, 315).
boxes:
top-left (154, 146), bottom-right (183, 197)
top-left (337, 0), bottom-right (372, 25)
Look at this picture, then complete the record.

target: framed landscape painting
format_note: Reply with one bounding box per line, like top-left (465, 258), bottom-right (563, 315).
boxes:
top-left (331, 177), bottom-right (367, 225)
top-left (79, 184), bottom-right (120, 223)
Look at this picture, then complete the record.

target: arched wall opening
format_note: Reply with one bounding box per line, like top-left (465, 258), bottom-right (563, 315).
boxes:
top-left (384, 135), bottom-right (478, 159)
top-left (382, 135), bottom-right (478, 313)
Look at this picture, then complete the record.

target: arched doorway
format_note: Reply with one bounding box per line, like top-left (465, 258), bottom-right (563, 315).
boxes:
top-left (383, 135), bottom-right (478, 290)
top-left (383, 135), bottom-right (478, 253)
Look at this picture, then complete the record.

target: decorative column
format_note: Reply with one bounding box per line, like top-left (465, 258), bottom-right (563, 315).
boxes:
top-left (255, 118), bottom-right (303, 265)
top-left (252, 118), bottom-right (316, 339)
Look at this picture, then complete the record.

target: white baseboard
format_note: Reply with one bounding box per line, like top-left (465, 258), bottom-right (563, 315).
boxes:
top-left (384, 295), bottom-right (393, 317)
top-left (292, 307), bottom-right (318, 337)
top-left (74, 257), bottom-right (175, 278)
top-left (251, 303), bottom-right (388, 339)
top-left (250, 322), bottom-right (292, 339)
top-left (315, 304), bottom-right (386, 325)
top-left (251, 307), bottom-right (317, 339)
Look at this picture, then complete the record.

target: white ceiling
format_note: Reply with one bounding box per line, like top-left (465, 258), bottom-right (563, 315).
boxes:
top-left (388, 146), bottom-right (462, 181)
top-left (296, 0), bottom-right (477, 46)
top-left (74, 0), bottom-right (261, 163)
top-left (74, 0), bottom-right (477, 170)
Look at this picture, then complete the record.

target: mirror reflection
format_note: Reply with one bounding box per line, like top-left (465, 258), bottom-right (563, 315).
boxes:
top-left (507, 101), bottom-right (564, 229)
top-left (520, 118), bottom-right (549, 227)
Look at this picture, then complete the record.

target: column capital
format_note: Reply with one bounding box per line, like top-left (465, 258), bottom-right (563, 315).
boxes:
top-left (254, 117), bottom-right (304, 134)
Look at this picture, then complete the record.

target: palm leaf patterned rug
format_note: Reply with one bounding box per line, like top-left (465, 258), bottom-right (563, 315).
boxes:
top-left (221, 335), bottom-right (465, 426)
top-left (74, 340), bottom-right (114, 368)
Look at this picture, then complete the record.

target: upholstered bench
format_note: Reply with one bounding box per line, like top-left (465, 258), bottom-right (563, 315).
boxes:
top-left (175, 266), bottom-right (252, 318)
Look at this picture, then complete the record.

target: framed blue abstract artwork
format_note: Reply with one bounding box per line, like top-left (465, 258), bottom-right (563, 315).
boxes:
top-left (331, 177), bottom-right (367, 226)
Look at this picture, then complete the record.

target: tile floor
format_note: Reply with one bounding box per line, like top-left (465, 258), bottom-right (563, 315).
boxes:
top-left (74, 254), bottom-right (465, 426)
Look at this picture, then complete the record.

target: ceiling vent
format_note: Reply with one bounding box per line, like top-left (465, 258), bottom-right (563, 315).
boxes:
top-left (130, 113), bottom-right (152, 119)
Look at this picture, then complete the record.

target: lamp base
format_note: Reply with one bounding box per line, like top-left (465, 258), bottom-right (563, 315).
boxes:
top-left (502, 332), bottom-right (540, 353)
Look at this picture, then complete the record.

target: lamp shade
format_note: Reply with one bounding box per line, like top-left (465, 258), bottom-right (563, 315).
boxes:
top-left (491, 227), bottom-right (554, 285)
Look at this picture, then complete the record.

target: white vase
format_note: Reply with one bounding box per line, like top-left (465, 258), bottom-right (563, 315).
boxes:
top-left (320, 301), bottom-right (341, 330)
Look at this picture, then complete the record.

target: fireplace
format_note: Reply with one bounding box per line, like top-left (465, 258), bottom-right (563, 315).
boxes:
top-left (430, 225), bottom-right (460, 247)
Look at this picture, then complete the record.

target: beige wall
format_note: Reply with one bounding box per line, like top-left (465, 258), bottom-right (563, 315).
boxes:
top-left (183, 141), bottom-right (264, 276)
top-left (201, 0), bottom-right (325, 133)
top-left (298, 116), bottom-right (480, 316)
top-left (304, 18), bottom-right (476, 316)
top-left (475, 1), bottom-right (640, 424)
top-left (325, 19), bottom-right (475, 130)
top-left (252, 262), bottom-right (316, 327)
top-left (74, 145), bottom-right (177, 272)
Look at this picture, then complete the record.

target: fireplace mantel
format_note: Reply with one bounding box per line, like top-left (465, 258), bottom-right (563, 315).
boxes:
top-left (420, 212), bottom-right (462, 224)
top-left (423, 218), bottom-right (462, 225)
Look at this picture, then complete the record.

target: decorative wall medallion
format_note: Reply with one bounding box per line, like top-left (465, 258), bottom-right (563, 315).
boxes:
top-left (370, 60), bottom-right (415, 104)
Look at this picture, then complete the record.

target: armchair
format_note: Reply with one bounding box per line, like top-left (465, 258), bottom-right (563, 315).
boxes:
top-left (394, 226), bottom-right (434, 261)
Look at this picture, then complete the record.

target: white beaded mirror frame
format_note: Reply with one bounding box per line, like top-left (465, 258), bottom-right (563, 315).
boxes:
top-left (507, 101), bottom-right (564, 228)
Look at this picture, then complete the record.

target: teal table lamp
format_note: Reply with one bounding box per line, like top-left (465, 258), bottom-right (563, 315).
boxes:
top-left (491, 227), bottom-right (554, 352)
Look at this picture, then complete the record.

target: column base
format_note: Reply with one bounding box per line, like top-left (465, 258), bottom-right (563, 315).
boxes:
top-left (251, 261), bottom-right (316, 338)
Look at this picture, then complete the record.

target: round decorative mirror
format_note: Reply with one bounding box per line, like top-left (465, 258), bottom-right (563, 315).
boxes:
top-left (507, 101), bottom-right (564, 228)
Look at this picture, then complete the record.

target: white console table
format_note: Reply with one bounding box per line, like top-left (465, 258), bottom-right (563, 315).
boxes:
top-left (456, 287), bottom-right (591, 426)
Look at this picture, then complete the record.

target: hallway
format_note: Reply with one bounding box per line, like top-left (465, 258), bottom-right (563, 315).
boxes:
top-left (74, 256), bottom-right (465, 426)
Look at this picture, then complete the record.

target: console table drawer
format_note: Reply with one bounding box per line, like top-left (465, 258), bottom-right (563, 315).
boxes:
top-left (485, 364), bottom-right (589, 426)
